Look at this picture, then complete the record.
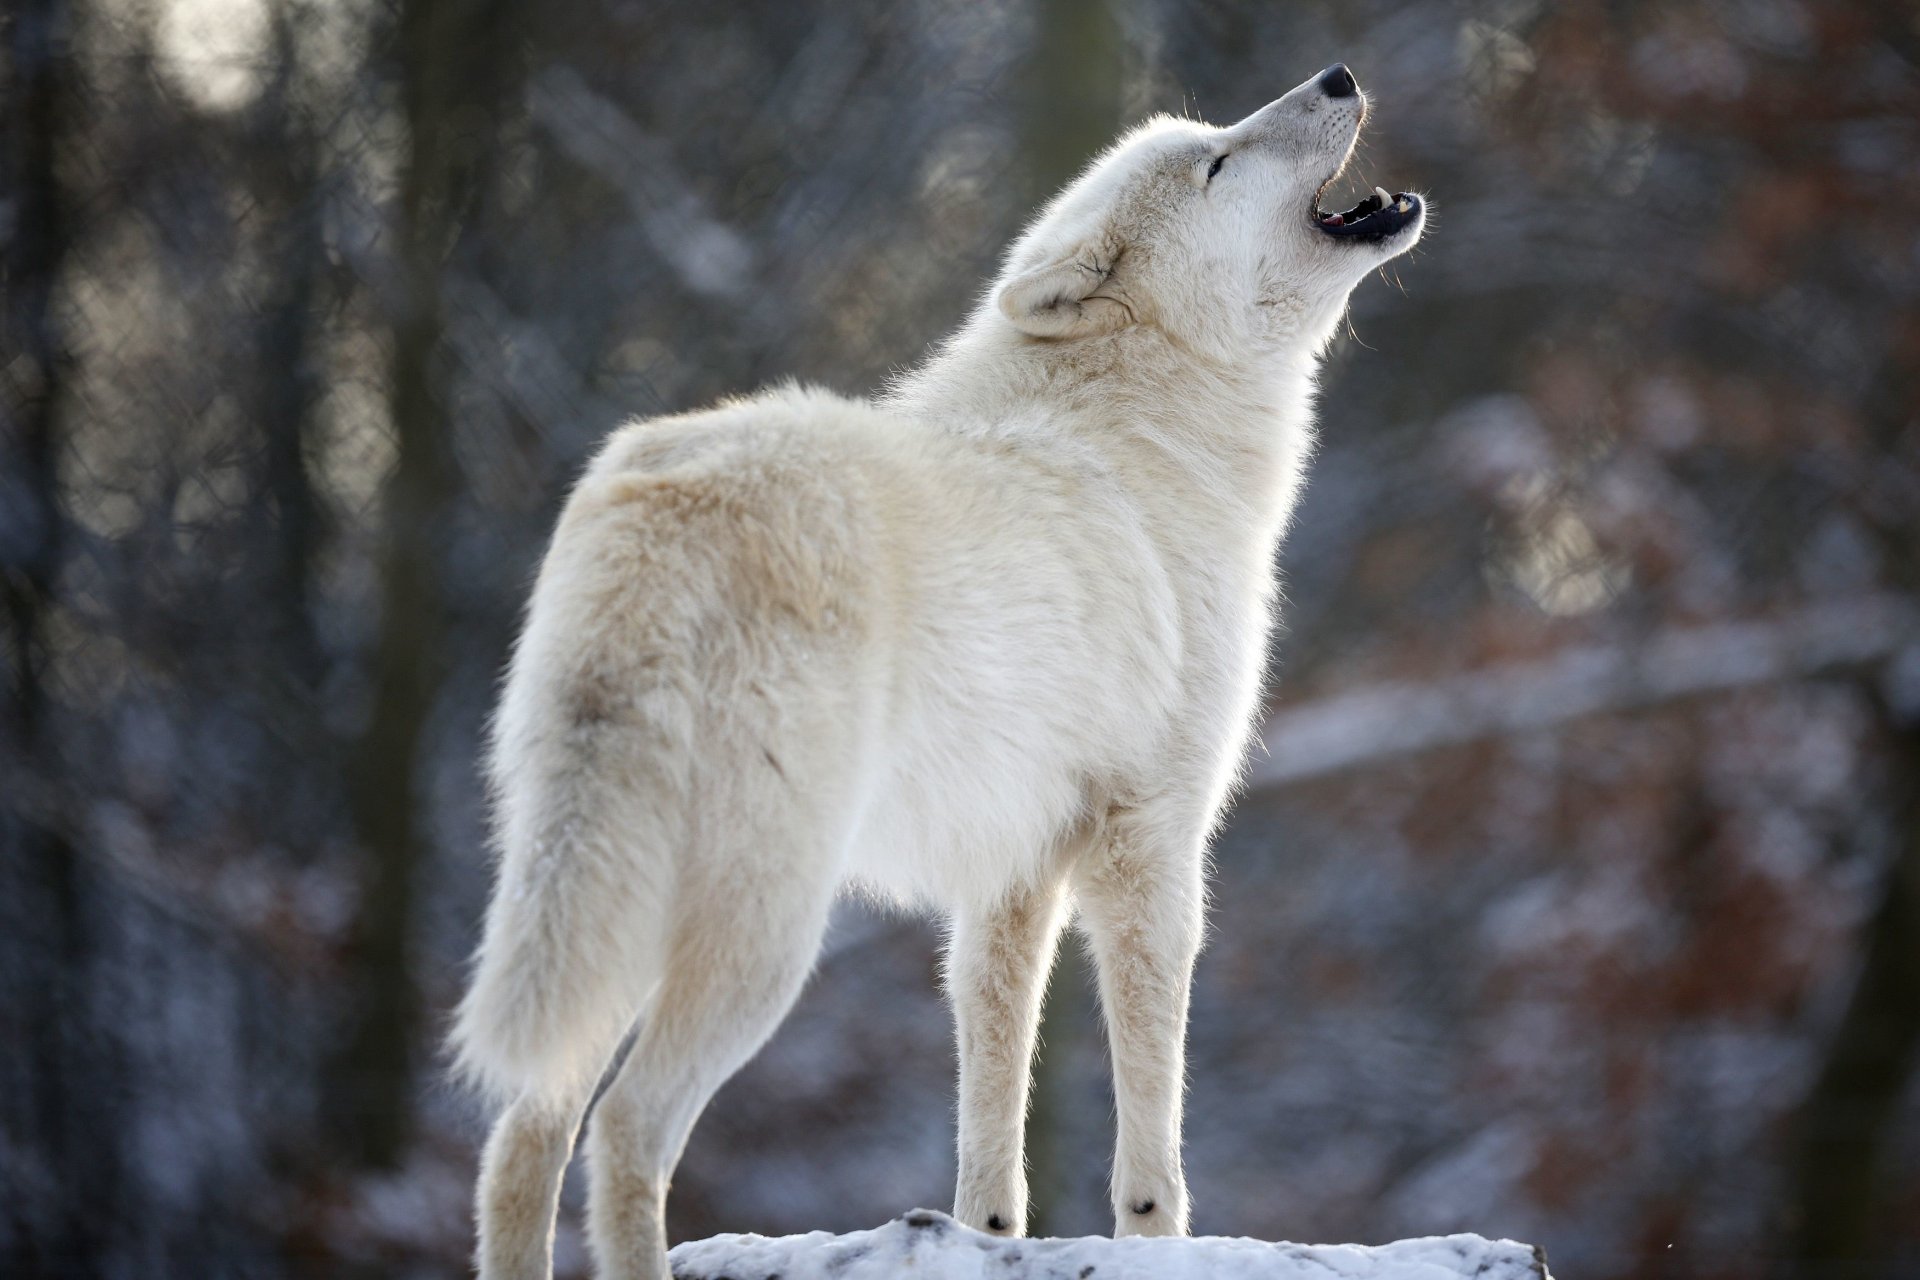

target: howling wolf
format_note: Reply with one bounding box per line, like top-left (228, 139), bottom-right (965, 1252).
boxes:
top-left (455, 61), bottom-right (1425, 1280)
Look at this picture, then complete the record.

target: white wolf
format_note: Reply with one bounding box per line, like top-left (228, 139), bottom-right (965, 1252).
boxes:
top-left (454, 62), bottom-right (1424, 1280)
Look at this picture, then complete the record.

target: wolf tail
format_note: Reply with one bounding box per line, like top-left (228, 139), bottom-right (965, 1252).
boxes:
top-left (450, 495), bottom-right (691, 1105)
top-left (450, 709), bottom-right (684, 1105)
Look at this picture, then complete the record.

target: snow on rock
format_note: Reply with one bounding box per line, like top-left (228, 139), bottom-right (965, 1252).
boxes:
top-left (668, 1209), bottom-right (1551, 1280)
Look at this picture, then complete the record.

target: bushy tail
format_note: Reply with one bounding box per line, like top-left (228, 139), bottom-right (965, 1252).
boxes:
top-left (451, 707), bottom-right (686, 1102)
top-left (450, 546), bottom-right (691, 1106)
top-left (450, 729), bottom-right (680, 1103)
top-left (452, 467), bottom-right (736, 1105)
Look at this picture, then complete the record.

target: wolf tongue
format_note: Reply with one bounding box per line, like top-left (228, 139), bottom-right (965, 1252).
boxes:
top-left (1324, 213), bottom-right (1344, 227)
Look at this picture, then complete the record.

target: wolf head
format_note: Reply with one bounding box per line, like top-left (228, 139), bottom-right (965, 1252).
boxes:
top-left (995, 64), bottom-right (1425, 362)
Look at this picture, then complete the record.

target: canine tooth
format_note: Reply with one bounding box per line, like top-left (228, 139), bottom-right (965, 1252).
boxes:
top-left (1374, 186), bottom-right (1392, 208)
top-left (1396, 198), bottom-right (1411, 213)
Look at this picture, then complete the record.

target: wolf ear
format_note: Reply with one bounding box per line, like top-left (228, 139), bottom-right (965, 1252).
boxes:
top-left (996, 246), bottom-right (1134, 339)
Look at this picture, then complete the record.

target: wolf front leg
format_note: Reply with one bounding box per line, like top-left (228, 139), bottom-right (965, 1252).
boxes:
top-left (945, 876), bottom-right (1071, 1236)
top-left (1073, 807), bottom-right (1206, 1238)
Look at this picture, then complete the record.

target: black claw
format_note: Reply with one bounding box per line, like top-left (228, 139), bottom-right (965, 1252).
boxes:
top-left (987, 1214), bottom-right (1007, 1231)
top-left (1130, 1199), bottom-right (1155, 1215)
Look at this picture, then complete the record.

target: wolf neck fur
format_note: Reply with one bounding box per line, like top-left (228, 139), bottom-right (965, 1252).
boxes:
top-left (884, 313), bottom-right (1319, 553)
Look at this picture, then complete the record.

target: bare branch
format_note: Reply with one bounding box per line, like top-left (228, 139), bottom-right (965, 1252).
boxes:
top-left (1250, 595), bottom-right (1920, 788)
top-left (526, 65), bottom-right (754, 301)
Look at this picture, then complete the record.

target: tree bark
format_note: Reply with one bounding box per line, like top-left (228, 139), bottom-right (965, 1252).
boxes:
top-left (1786, 324), bottom-right (1920, 1277)
top-left (0, 0), bottom-right (120, 1267)
top-left (253, 3), bottom-right (328, 695)
top-left (328, 0), bottom-right (522, 1168)
top-left (1787, 697), bottom-right (1920, 1274)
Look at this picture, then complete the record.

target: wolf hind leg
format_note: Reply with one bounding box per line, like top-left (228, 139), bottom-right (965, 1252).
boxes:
top-left (584, 792), bottom-right (847, 1280)
top-left (476, 1086), bottom-right (593, 1280)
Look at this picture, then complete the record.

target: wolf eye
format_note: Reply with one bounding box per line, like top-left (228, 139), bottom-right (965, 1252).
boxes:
top-left (1206, 154), bottom-right (1227, 180)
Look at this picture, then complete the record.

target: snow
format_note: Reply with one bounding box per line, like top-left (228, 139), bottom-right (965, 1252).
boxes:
top-left (668, 1210), bottom-right (1550, 1280)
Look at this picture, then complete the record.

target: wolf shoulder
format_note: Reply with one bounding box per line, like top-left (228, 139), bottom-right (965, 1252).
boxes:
top-left (567, 385), bottom-right (1181, 639)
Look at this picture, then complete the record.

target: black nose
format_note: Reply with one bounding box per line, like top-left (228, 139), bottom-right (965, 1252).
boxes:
top-left (1318, 63), bottom-right (1357, 99)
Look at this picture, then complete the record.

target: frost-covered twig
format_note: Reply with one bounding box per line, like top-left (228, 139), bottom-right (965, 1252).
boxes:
top-left (1250, 594), bottom-right (1918, 787)
top-left (669, 1210), bottom-right (1550, 1280)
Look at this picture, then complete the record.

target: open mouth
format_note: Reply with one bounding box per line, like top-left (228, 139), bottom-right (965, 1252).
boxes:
top-left (1313, 184), bottom-right (1421, 242)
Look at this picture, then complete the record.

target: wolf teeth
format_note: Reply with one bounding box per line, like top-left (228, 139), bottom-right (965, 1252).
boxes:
top-left (1396, 198), bottom-right (1411, 213)
top-left (1374, 186), bottom-right (1392, 209)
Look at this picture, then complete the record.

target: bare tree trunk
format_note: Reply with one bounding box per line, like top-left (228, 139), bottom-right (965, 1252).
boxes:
top-left (1788, 696), bottom-right (1920, 1276)
top-left (254, 3), bottom-right (328, 695)
top-left (0, 0), bottom-right (120, 1267)
top-left (329, 0), bottom-right (522, 1168)
top-left (1786, 329), bottom-right (1920, 1277)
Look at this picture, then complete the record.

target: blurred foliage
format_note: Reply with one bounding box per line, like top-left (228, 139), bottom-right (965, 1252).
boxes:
top-left (3, 0), bottom-right (1919, 1277)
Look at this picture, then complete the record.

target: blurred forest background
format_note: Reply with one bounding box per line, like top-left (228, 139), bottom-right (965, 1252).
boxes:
top-left (5, 0), bottom-right (1920, 1276)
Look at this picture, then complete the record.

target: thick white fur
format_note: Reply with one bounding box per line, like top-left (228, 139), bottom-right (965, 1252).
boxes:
top-left (454, 68), bottom-right (1424, 1280)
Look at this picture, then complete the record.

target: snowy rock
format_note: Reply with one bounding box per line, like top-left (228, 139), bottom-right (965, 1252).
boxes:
top-left (668, 1209), bottom-right (1551, 1280)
